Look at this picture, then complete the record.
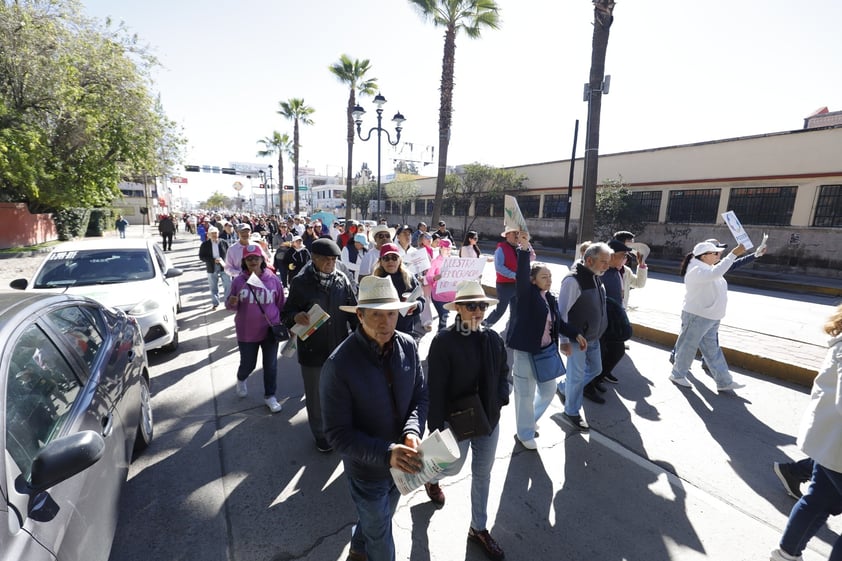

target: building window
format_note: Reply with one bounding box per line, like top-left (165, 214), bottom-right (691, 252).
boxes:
top-left (475, 199), bottom-right (492, 218)
top-left (813, 185), bottom-right (842, 227)
top-left (666, 189), bottom-right (721, 223)
top-left (542, 194), bottom-right (569, 219)
top-left (628, 191), bottom-right (662, 223)
top-left (727, 186), bottom-right (796, 226)
top-left (518, 195), bottom-right (541, 218)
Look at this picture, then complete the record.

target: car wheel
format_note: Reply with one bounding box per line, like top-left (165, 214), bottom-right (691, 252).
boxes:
top-left (133, 376), bottom-right (153, 457)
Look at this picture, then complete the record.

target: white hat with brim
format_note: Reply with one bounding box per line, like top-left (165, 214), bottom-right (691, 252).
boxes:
top-left (444, 281), bottom-right (499, 311)
top-left (339, 276), bottom-right (415, 313)
top-left (693, 241), bottom-right (726, 256)
top-left (629, 242), bottom-right (650, 260)
top-left (368, 224), bottom-right (395, 243)
top-left (500, 225), bottom-right (521, 237)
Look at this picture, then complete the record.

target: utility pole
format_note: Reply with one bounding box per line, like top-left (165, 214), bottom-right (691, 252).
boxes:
top-left (579, 0), bottom-right (615, 243)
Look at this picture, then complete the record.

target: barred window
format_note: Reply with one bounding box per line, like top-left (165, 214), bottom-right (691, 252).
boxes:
top-left (813, 185), bottom-right (842, 227)
top-left (667, 189), bottom-right (721, 223)
top-left (727, 186), bottom-right (796, 226)
top-left (518, 195), bottom-right (541, 218)
top-left (475, 199), bottom-right (493, 218)
top-left (543, 194), bottom-right (569, 219)
top-left (628, 191), bottom-right (662, 222)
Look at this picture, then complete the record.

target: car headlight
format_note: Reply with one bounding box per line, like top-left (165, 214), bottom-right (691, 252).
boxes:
top-left (128, 298), bottom-right (162, 315)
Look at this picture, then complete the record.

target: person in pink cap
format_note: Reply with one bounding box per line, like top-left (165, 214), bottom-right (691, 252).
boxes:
top-left (373, 243), bottom-right (426, 342)
top-left (425, 238), bottom-right (456, 330)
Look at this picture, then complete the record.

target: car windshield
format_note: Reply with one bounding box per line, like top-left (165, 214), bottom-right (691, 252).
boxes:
top-left (33, 248), bottom-right (155, 288)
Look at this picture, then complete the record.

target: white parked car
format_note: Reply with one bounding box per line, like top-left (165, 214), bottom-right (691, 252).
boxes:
top-left (10, 239), bottom-right (182, 352)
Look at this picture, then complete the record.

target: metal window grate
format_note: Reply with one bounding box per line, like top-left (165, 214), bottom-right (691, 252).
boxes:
top-left (727, 186), bottom-right (796, 226)
top-left (518, 195), bottom-right (541, 218)
top-left (543, 195), bottom-right (569, 219)
top-left (667, 189), bottom-right (721, 223)
top-left (629, 191), bottom-right (662, 222)
top-left (813, 185), bottom-right (842, 227)
top-left (475, 199), bottom-right (492, 218)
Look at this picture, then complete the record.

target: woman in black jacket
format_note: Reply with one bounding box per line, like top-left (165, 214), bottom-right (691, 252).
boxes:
top-left (506, 232), bottom-right (586, 450)
top-left (425, 281), bottom-right (509, 561)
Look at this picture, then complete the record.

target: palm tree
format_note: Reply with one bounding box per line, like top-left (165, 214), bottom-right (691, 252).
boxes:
top-left (329, 54), bottom-right (378, 222)
top-left (256, 131), bottom-right (293, 213)
top-left (278, 98), bottom-right (315, 215)
top-left (409, 0), bottom-right (500, 225)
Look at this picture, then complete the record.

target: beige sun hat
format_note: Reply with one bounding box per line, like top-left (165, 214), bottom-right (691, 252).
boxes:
top-left (368, 224), bottom-right (395, 243)
top-left (444, 281), bottom-right (499, 311)
top-left (339, 276), bottom-right (415, 313)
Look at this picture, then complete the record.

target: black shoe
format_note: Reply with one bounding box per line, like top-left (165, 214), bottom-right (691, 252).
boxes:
top-left (593, 381), bottom-right (608, 393)
top-left (773, 462), bottom-right (803, 499)
top-left (562, 412), bottom-right (589, 432)
top-left (468, 527), bottom-right (505, 561)
top-left (316, 438), bottom-right (333, 453)
top-left (604, 373), bottom-right (619, 384)
top-left (424, 482), bottom-right (445, 506)
top-left (583, 386), bottom-right (605, 404)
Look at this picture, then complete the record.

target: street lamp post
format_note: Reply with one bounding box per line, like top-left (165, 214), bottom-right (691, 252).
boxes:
top-left (352, 93), bottom-right (405, 221)
top-left (268, 164), bottom-right (274, 216)
top-left (258, 170), bottom-right (267, 213)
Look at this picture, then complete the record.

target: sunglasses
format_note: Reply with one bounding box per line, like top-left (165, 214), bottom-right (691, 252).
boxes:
top-left (375, 233), bottom-right (391, 239)
top-left (381, 254), bottom-right (400, 262)
top-left (459, 302), bottom-right (489, 312)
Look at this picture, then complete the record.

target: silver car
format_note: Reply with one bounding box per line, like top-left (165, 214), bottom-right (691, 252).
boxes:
top-left (0, 292), bottom-right (152, 561)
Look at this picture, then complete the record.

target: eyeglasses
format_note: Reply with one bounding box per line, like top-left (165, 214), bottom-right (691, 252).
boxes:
top-left (459, 302), bottom-right (489, 312)
top-left (375, 233), bottom-right (391, 239)
top-left (381, 254), bottom-right (399, 262)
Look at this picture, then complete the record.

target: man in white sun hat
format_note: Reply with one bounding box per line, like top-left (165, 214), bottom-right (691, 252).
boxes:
top-left (358, 223), bottom-right (395, 280)
top-left (484, 225), bottom-right (535, 329)
top-left (321, 276), bottom-right (428, 561)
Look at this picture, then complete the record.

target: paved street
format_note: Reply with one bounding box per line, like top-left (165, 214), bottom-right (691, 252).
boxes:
top-left (5, 227), bottom-right (839, 560)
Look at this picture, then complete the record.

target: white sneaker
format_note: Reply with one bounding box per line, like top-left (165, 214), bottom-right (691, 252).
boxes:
top-left (669, 374), bottom-right (692, 388)
top-left (770, 548), bottom-right (803, 561)
top-left (264, 396), bottom-right (282, 413)
top-left (235, 379), bottom-right (248, 398)
top-left (717, 381), bottom-right (746, 393)
top-left (516, 435), bottom-right (537, 450)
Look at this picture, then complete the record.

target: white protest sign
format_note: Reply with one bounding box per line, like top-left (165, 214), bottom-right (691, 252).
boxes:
top-left (721, 210), bottom-right (754, 250)
top-left (504, 195), bottom-right (529, 233)
top-left (405, 250), bottom-right (431, 276)
top-left (437, 258), bottom-right (488, 293)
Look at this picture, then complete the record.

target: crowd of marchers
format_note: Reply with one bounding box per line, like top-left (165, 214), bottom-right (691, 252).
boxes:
top-left (184, 211), bottom-right (837, 561)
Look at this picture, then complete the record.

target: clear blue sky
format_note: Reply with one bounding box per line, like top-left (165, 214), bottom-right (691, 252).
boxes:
top-left (82, 0), bottom-right (842, 200)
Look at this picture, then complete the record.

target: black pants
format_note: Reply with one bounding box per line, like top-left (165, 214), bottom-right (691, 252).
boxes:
top-left (592, 337), bottom-right (626, 385)
top-left (161, 232), bottom-right (173, 250)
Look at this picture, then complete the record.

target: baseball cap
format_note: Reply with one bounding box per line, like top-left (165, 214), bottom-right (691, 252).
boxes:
top-left (242, 244), bottom-right (263, 259)
top-left (379, 243), bottom-right (401, 258)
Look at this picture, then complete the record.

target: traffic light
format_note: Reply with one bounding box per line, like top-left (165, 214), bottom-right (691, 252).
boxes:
top-left (184, 165), bottom-right (200, 172)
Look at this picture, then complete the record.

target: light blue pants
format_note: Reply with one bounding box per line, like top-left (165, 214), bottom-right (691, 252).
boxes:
top-left (432, 424), bottom-right (499, 531)
top-left (513, 350), bottom-right (558, 440)
top-left (207, 265), bottom-right (231, 307)
top-left (558, 339), bottom-right (602, 416)
top-left (671, 311), bottom-right (733, 387)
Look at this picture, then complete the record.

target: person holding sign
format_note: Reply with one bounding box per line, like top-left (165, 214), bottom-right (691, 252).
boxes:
top-left (425, 239), bottom-right (457, 330)
top-left (425, 281), bottom-right (510, 561)
top-left (484, 226), bottom-right (535, 329)
top-left (669, 241), bottom-right (747, 393)
top-left (321, 276), bottom-right (427, 561)
top-left (373, 243), bottom-right (426, 342)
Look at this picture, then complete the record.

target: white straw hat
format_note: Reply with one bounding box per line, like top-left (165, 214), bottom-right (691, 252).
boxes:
top-left (339, 276), bottom-right (415, 313)
top-left (444, 281), bottom-right (499, 311)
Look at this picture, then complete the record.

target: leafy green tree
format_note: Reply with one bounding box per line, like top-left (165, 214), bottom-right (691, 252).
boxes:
top-left (594, 177), bottom-right (646, 243)
top-left (204, 191), bottom-right (228, 210)
top-left (385, 175), bottom-right (419, 225)
top-left (408, 0), bottom-right (500, 226)
top-left (350, 181), bottom-right (375, 221)
top-left (329, 54), bottom-right (378, 223)
top-left (256, 130), bottom-right (293, 209)
top-left (445, 163), bottom-right (525, 234)
top-left (278, 98), bottom-right (315, 215)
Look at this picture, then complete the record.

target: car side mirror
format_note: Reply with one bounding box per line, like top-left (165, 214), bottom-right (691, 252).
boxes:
top-left (164, 268), bottom-right (183, 279)
top-left (9, 278), bottom-right (27, 290)
top-left (24, 431), bottom-right (105, 494)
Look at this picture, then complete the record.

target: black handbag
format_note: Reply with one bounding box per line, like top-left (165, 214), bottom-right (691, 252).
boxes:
top-left (447, 393), bottom-right (491, 441)
top-left (248, 285), bottom-right (289, 342)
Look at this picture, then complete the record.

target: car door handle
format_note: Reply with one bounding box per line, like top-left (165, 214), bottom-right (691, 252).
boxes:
top-left (102, 415), bottom-right (114, 438)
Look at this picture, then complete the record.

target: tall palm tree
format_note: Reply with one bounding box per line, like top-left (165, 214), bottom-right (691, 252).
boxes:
top-left (256, 131), bottom-right (293, 213)
top-left (278, 98), bottom-right (315, 215)
top-left (328, 54), bottom-right (378, 222)
top-left (409, 0), bottom-right (500, 225)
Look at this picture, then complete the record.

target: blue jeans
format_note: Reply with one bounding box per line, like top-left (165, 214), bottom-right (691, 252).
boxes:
top-left (432, 424), bottom-right (499, 530)
top-left (779, 462), bottom-right (842, 560)
top-left (484, 281), bottom-right (516, 328)
top-left (118, 229), bottom-right (126, 238)
top-left (347, 476), bottom-right (401, 561)
top-left (558, 339), bottom-right (602, 416)
top-left (671, 311), bottom-right (733, 387)
top-left (513, 350), bottom-right (558, 441)
top-left (207, 265), bottom-right (231, 306)
top-left (236, 336), bottom-right (278, 397)
top-left (433, 299), bottom-right (449, 330)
